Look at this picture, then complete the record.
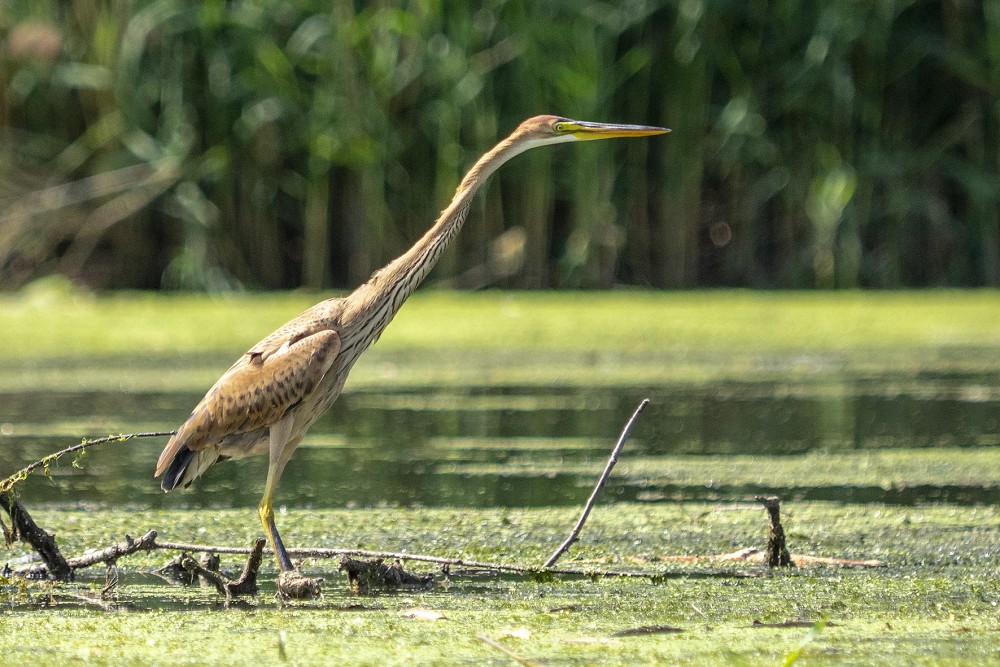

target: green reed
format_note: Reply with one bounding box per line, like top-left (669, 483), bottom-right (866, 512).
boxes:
top-left (0, 0), bottom-right (996, 290)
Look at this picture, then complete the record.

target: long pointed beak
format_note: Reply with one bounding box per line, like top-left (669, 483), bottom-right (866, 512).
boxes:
top-left (570, 121), bottom-right (670, 140)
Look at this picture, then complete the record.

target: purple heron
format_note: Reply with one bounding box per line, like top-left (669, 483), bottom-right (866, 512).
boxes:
top-left (155, 115), bottom-right (668, 574)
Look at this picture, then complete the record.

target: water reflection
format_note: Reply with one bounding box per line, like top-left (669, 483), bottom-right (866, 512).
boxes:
top-left (2, 376), bottom-right (999, 509)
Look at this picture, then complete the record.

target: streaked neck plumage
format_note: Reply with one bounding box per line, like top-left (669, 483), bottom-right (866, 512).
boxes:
top-left (335, 127), bottom-right (573, 365)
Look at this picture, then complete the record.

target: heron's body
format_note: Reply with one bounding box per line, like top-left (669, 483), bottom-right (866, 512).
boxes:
top-left (155, 115), bottom-right (667, 572)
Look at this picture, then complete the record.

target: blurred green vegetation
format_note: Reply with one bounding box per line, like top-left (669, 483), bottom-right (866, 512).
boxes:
top-left (2, 288), bottom-right (998, 392)
top-left (0, 0), bottom-right (996, 290)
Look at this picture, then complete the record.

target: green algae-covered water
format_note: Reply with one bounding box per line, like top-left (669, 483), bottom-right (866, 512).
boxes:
top-left (4, 380), bottom-right (1000, 510)
top-left (1, 291), bottom-right (998, 665)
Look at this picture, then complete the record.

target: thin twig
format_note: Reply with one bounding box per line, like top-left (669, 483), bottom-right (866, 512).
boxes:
top-left (0, 431), bottom-right (175, 494)
top-left (149, 538), bottom-right (749, 581)
top-left (101, 562), bottom-right (120, 599)
top-left (9, 534), bottom-right (756, 583)
top-left (543, 398), bottom-right (649, 568)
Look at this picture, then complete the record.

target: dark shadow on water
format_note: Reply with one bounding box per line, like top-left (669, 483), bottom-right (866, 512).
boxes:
top-left (2, 375), bottom-right (999, 509)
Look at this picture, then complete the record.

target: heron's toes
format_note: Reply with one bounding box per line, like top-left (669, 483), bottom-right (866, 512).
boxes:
top-left (276, 569), bottom-right (323, 600)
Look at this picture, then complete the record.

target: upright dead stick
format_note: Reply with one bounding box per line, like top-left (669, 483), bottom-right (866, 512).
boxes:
top-left (755, 496), bottom-right (792, 567)
top-left (543, 398), bottom-right (649, 568)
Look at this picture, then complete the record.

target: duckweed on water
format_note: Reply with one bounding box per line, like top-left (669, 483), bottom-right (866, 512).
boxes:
top-left (2, 503), bottom-right (998, 665)
top-left (1, 291), bottom-right (999, 663)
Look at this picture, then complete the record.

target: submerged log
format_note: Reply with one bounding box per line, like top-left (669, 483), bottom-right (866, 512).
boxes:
top-left (339, 557), bottom-right (435, 592)
top-left (171, 539), bottom-right (267, 599)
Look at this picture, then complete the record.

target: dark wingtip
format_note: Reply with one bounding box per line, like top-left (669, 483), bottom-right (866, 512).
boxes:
top-left (160, 445), bottom-right (194, 492)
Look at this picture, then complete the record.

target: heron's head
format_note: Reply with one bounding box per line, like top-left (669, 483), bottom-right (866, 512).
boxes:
top-left (512, 115), bottom-right (669, 149)
top-left (463, 115), bottom-right (669, 185)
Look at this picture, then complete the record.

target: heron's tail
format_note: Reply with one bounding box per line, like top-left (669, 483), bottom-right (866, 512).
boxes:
top-left (158, 443), bottom-right (225, 492)
top-left (160, 444), bottom-right (191, 491)
top-left (156, 404), bottom-right (219, 491)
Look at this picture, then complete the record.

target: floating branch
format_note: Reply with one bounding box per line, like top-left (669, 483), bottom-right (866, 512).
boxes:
top-left (13, 530), bottom-right (158, 579)
top-left (543, 398), bottom-right (649, 568)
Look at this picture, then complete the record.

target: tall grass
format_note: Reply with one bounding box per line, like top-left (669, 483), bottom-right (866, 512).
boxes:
top-left (0, 0), bottom-right (995, 290)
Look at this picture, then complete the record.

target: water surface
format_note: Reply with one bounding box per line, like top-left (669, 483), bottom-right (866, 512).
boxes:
top-left (3, 372), bottom-right (998, 509)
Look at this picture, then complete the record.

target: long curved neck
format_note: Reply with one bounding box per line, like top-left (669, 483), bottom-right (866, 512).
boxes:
top-left (337, 131), bottom-right (546, 361)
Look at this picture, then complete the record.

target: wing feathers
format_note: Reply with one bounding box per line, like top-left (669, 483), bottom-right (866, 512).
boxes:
top-left (155, 329), bottom-right (341, 478)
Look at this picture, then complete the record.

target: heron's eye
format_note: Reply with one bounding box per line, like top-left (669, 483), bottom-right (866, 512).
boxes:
top-left (553, 122), bottom-right (566, 133)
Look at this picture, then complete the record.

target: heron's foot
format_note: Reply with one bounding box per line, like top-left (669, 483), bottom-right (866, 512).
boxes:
top-left (276, 568), bottom-right (323, 600)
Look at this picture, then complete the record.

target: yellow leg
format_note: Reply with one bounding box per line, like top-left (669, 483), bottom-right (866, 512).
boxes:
top-left (260, 415), bottom-right (296, 572)
top-left (259, 493), bottom-right (294, 572)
